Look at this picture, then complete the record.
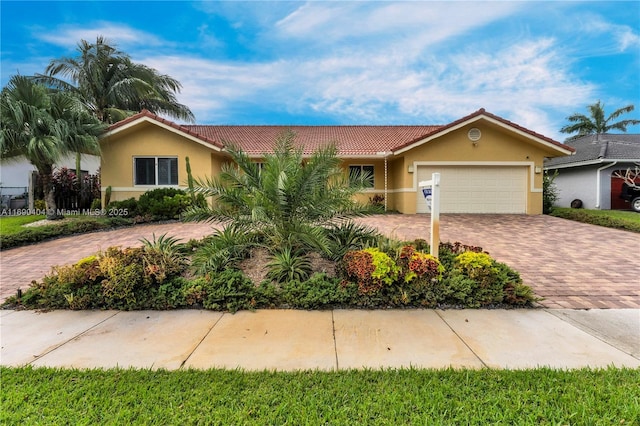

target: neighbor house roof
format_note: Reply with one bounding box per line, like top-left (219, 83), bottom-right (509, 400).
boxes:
top-left (104, 108), bottom-right (572, 158)
top-left (545, 134), bottom-right (640, 169)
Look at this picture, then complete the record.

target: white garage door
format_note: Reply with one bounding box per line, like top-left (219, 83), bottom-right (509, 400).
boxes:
top-left (416, 166), bottom-right (527, 213)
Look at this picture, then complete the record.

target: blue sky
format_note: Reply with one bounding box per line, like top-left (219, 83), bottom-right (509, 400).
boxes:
top-left (1, 1), bottom-right (639, 141)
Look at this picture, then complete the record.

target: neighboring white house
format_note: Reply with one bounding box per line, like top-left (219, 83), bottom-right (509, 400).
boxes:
top-left (544, 134), bottom-right (640, 210)
top-left (0, 154), bottom-right (100, 209)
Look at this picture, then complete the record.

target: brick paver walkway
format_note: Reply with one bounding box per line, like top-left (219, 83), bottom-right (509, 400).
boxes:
top-left (0, 222), bottom-right (217, 302)
top-left (1, 215), bottom-right (638, 308)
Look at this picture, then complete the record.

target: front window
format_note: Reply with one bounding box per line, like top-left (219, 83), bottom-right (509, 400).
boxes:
top-left (349, 165), bottom-right (374, 188)
top-left (134, 157), bottom-right (178, 185)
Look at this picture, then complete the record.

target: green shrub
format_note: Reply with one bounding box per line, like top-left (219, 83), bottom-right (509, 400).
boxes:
top-left (324, 221), bottom-right (380, 261)
top-left (281, 273), bottom-right (349, 309)
top-left (7, 245), bottom-right (188, 311)
top-left (107, 198), bottom-right (138, 218)
top-left (543, 170), bottom-right (559, 214)
top-left (201, 270), bottom-right (256, 313)
top-left (190, 225), bottom-right (254, 275)
top-left (136, 188), bottom-right (187, 220)
top-left (266, 247), bottom-right (313, 283)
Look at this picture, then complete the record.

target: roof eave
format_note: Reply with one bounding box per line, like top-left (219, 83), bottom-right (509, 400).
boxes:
top-left (102, 114), bottom-right (224, 152)
top-left (392, 112), bottom-right (573, 156)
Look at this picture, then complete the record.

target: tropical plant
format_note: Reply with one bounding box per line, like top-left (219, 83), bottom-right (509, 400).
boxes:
top-left (266, 247), bottom-right (313, 283)
top-left (324, 221), bottom-right (381, 261)
top-left (560, 101), bottom-right (640, 140)
top-left (0, 75), bottom-right (105, 218)
top-left (190, 225), bottom-right (255, 275)
top-left (542, 170), bottom-right (559, 214)
top-left (33, 36), bottom-right (195, 181)
top-left (34, 36), bottom-right (194, 124)
top-left (185, 130), bottom-right (370, 256)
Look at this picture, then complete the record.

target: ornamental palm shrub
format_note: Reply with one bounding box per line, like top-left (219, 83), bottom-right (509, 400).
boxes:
top-left (266, 247), bottom-right (313, 283)
top-left (184, 130), bottom-right (371, 277)
top-left (324, 222), bottom-right (381, 261)
top-left (190, 224), bottom-right (257, 275)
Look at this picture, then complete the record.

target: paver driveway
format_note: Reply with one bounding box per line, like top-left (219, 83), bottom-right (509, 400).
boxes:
top-left (1, 215), bottom-right (638, 308)
top-left (358, 214), bottom-right (640, 309)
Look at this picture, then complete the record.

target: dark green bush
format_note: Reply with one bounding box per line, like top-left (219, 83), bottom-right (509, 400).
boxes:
top-left (281, 273), bottom-right (349, 309)
top-left (137, 188), bottom-right (196, 220)
top-left (106, 198), bottom-right (139, 218)
top-left (201, 270), bottom-right (256, 313)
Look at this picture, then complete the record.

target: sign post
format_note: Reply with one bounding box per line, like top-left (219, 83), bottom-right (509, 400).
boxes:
top-left (419, 173), bottom-right (441, 258)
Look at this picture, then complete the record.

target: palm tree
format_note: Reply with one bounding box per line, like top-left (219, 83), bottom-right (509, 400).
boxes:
top-left (34, 36), bottom-right (194, 124)
top-left (33, 36), bottom-right (195, 200)
top-left (1, 76), bottom-right (105, 219)
top-left (560, 101), bottom-right (640, 140)
top-left (185, 130), bottom-right (368, 255)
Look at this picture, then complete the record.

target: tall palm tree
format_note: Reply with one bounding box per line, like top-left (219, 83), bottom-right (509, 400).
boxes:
top-left (34, 36), bottom-right (195, 124)
top-left (33, 36), bottom-right (195, 200)
top-left (1, 76), bottom-right (105, 219)
top-left (560, 100), bottom-right (640, 140)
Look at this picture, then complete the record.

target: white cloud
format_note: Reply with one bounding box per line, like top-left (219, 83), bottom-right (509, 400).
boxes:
top-left (35, 22), bottom-right (165, 51)
top-left (13, 2), bottom-right (629, 140)
top-left (574, 13), bottom-right (640, 54)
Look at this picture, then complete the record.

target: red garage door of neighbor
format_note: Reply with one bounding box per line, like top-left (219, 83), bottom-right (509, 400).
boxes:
top-left (611, 171), bottom-right (640, 210)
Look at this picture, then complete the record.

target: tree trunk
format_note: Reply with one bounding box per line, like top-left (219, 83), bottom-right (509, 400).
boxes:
top-left (39, 165), bottom-right (62, 220)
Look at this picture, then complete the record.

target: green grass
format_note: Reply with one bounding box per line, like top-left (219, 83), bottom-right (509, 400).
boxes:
top-left (0, 215), bottom-right (133, 250)
top-left (0, 215), bottom-right (46, 235)
top-left (1, 366), bottom-right (638, 424)
top-left (550, 207), bottom-right (640, 233)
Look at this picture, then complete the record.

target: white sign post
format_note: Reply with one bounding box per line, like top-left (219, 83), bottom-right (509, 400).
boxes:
top-left (419, 173), bottom-right (441, 258)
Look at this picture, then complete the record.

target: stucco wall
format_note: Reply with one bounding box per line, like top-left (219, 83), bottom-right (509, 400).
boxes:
top-left (389, 123), bottom-right (553, 214)
top-left (100, 122), bottom-right (222, 203)
top-left (551, 163), bottom-right (627, 210)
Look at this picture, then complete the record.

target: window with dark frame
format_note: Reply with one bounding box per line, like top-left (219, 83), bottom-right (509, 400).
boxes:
top-left (349, 165), bottom-right (374, 188)
top-left (134, 157), bottom-right (178, 185)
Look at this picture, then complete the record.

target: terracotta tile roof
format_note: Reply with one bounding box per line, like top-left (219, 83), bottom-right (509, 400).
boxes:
top-left (183, 125), bottom-right (441, 156)
top-left (106, 108), bottom-right (571, 157)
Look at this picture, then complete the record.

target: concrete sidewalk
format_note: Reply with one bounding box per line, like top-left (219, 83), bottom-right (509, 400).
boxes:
top-left (1, 309), bottom-right (638, 371)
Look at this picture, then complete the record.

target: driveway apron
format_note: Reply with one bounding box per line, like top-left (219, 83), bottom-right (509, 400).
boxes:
top-left (1, 215), bottom-right (638, 309)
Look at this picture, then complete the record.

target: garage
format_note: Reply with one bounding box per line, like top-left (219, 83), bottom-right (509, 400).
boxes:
top-left (416, 165), bottom-right (527, 213)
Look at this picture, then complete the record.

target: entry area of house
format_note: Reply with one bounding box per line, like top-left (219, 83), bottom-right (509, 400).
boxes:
top-left (416, 166), bottom-right (528, 214)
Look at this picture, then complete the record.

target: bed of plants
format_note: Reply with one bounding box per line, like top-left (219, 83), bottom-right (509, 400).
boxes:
top-left (3, 134), bottom-right (538, 311)
top-left (2, 228), bottom-right (537, 311)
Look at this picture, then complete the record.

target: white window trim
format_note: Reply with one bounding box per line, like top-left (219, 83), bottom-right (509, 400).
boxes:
top-left (133, 156), bottom-right (179, 187)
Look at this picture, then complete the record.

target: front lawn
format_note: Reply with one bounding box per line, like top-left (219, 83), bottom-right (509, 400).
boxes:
top-left (1, 366), bottom-right (638, 424)
top-left (0, 215), bottom-right (132, 249)
top-left (0, 215), bottom-right (46, 235)
top-left (550, 208), bottom-right (640, 233)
